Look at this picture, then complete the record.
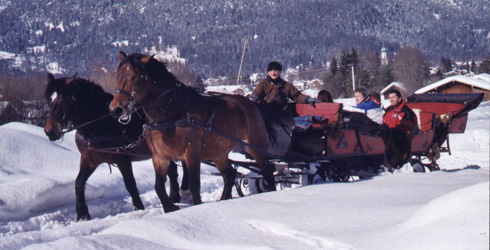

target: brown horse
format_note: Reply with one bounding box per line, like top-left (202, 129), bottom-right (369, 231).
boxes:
top-left (109, 52), bottom-right (276, 212)
top-left (44, 73), bottom-right (186, 220)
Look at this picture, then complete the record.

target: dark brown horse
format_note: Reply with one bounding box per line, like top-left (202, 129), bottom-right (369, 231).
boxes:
top-left (109, 52), bottom-right (276, 212)
top-left (44, 73), bottom-right (185, 220)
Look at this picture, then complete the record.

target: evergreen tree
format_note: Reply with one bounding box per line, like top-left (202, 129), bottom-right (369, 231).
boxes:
top-left (339, 50), bottom-right (350, 77)
top-left (329, 57), bottom-right (338, 76)
top-left (369, 65), bottom-right (393, 93)
top-left (439, 57), bottom-right (447, 73)
top-left (445, 57), bottom-right (453, 72)
top-left (477, 56), bottom-right (490, 74)
top-left (471, 59), bottom-right (477, 73)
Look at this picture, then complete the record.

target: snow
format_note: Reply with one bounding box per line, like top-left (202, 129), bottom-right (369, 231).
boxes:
top-left (46, 62), bottom-right (64, 75)
top-left (144, 46), bottom-right (186, 64)
top-left (0, 51), bottom-right (16, 60)
top-left (416, 75), bottom-right (490, 94)
top-left (111, 40), bottom-right (129, 47)
top-left (0, 101), bottom-right (488, 249)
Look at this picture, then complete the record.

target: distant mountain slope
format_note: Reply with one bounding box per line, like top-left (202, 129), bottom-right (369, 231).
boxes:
top-left (0, 0), bottom-right (488, 77)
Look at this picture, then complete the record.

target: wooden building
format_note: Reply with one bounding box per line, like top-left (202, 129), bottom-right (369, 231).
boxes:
top-left (415, 74), bottom-right (490, 101)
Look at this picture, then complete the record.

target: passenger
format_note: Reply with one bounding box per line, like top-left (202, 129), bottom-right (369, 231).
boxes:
top-left (369, 92), bottom-right (381, 107)
top-left (347, 88), bottom-right (383, 124)
top-left (382, 89), bottom-right (416, 132)
top-left (382, 89), bottom-right (417, 171)
top-left (317, 89), bottom-right (333, 103)
top-left (354, 88), bottom-right (380, 111)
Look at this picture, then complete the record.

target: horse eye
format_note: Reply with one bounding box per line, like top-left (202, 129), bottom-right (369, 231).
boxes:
top-left (72, 95), bottom-right (77, 101)
top-left (131, 75), bottom-right (138, 81)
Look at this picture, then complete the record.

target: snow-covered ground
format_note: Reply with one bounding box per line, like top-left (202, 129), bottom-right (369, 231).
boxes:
top-left (0, 101), bottom-right (488, 250)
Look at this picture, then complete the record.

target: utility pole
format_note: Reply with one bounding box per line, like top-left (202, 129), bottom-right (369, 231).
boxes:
top-left (236, 37), bottom-right (248, 94)
top-left (351, 64), bottom-right (355, 91)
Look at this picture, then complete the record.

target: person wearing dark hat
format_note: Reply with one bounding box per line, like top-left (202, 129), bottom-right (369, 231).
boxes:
top-left (250, 61), bottom-right (319, 110)
top-left (247, 61), bottom-right (319, 156)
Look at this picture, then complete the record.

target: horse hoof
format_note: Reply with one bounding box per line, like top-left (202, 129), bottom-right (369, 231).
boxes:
top-left (180, 189), bottom-right (192, 203)
top-left (163, 204), bottom-right (179, 213)
top-left (77, 214), bottom-right (91, 221)
top-left (170, 193), bottom-right (181, 203)
top-left (133, 205), bottom-right (145, 211)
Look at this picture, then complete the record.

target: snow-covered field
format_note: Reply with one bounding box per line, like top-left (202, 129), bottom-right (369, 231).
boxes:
top-left (0, 101), bottom-right (488, 250)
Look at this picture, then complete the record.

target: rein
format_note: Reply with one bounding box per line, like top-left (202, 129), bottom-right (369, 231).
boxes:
top-left (60, 113), bottom-right (112, 135)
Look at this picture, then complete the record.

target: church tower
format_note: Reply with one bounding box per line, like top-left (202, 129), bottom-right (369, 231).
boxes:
top-left (381, 46), bottom-right (388, 66)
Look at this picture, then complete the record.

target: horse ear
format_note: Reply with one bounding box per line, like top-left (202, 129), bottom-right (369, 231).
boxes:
top-left (119, 51), bottom-right (127, 61)
top-left (141, 54), bottom-right (155, 65)
top-left (66, 72), bottom-right (78, 85)
top-left (47, 73), bottom-right (55, 83)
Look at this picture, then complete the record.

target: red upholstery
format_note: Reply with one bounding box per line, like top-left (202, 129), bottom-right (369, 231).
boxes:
top-left (406, 103), bottom-right (464, 116)
top-left (296, 103), bottom-right (343, 124)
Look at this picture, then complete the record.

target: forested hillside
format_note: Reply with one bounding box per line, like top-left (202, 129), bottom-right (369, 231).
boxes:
top-left (0, 0), bottom-right (489, 77)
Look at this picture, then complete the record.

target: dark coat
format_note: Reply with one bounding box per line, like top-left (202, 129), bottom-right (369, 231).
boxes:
top-left (252, 76), bottom-right (308, 110)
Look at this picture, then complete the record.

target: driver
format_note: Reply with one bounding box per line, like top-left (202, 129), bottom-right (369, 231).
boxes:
top-left (249, 61), bottom-right (319, 156)
top-left (250, 61), bottom-right (319, 111)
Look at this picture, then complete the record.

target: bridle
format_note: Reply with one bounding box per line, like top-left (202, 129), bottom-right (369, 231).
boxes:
top-left (113, 70), bottom-right (145, 125)
top-left (47, 95), bottom-right (73, 133)
top-left (113, 69), bottom-right (177, 125)
top-left (47, 92), bottom-right (112, 137)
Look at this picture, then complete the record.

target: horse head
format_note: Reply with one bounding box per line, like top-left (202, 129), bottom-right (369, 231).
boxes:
top-left (109, 51), bottom-right (178, 123)
top-left (44, 73), bottom-right (77, 141)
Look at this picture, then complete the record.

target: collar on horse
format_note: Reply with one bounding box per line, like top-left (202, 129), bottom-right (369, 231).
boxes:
top-left (115, 75), bottom-right (215, 150)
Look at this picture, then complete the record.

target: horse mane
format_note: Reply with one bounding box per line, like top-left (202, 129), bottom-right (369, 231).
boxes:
top-left (45, 76), bottom-right (113, 104)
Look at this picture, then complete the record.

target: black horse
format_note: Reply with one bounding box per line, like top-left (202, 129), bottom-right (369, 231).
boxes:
top-left (44, 73), bottom-right (186, 220)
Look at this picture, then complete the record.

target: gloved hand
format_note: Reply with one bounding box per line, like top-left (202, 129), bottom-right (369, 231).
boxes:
top-left (306, 97), bottom-right (320, 107)
top-left (249, 94), bottom-right (259, 103)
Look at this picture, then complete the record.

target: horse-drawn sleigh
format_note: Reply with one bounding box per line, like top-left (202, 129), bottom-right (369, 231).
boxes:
top-left (232, 92), bottom-right (484, 195)
top-left (44, 52), bottom-right (484, 218)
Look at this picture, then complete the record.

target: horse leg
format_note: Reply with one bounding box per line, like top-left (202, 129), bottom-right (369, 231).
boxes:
top-left (213, 157), bottom-right (237, 200)
top-left (168, 160), bottom-right (181, 203)
top-left (180, 161), bottom-right (189, 191)
top-left (184, 154), bottom-right (202, 206)
top-left (249, 151), bottom-right (276, 192)
top-left (116, 158), bottom-right (144, 210)
top-left (75, 157), bottom-right (98, 221)
top-left (153, 157), bottom-right (179, 213)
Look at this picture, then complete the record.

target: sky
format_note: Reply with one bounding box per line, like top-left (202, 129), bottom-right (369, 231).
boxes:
top-left (0, 99), bottom-right (488, 250)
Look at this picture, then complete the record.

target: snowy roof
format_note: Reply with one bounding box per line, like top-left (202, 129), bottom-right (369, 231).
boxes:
top-left (415, 75), bottom-right (490, 94)
top-left (0, 101), bottom-right (21, 114)
top-left (474, 73), bottom-right (490, 82)
top-left (380, 81), bottom-right (406, 94)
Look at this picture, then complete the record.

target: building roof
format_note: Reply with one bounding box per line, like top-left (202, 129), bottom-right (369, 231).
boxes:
top-left (380, 82), bottom-right (406, 95)
top-left (474, 73), bottom-right (490, 82)
top-left (415, 75), bottom-right (490, 94)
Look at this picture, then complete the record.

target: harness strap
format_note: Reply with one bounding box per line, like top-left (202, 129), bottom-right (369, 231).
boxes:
top-left (144, 117), bottom-right (289, 162)
top-left (61, 114), bottom-right (112, 135)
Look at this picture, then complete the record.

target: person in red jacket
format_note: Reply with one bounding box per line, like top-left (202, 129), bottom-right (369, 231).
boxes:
top-left (383, 89), bottom-right (416, 132)
top-left (382, 89), bottom-right (416, 171)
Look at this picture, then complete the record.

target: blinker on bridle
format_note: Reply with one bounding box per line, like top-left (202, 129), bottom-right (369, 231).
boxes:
top-left (114, 70), bottom-right (147, 125)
